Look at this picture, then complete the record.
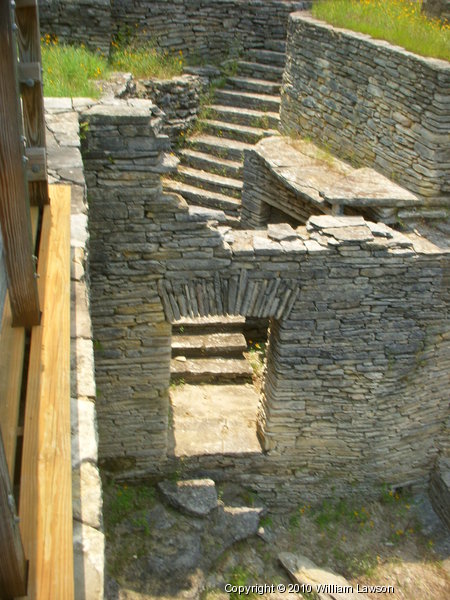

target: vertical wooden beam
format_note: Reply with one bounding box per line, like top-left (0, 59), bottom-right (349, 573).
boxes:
top-left (20, 185), bottom-right (73, 600)
top-left (0, 0), bottom-right (40, 327)
top-left (0, 431), bottom-right (28, 599)
top-left (15, 0), bottom-right (49, 206)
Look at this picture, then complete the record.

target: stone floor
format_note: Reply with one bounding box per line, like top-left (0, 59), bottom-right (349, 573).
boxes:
top-left (169, 384), bottom-right (262, 456)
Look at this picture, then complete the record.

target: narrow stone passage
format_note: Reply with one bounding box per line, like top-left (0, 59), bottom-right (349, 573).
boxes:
top-left (164, 42), bottom-right (286, 395)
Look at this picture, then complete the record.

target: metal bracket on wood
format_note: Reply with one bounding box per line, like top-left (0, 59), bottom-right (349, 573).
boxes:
top-left (25, 147), bottom-right (47, 182)
top-left (18, 62), bottom-right (42, 87)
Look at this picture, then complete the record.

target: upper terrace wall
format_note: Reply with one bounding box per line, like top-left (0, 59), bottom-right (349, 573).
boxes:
top-left (82, 101), bottom-right (449, 502)
top-left (39, 0), bottom-right (308, 58)
top-left (280, 14), bottom-right (450, 225)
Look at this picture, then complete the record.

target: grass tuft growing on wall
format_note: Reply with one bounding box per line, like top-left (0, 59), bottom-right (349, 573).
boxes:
top-left (41, 35), bottom-right (109, 98)
top-left (41, 35), bottom-right (185, 97)
top-left (312, 0), bottom-right (450, 61)
top-left (110, 41), bottom-right (184, 79)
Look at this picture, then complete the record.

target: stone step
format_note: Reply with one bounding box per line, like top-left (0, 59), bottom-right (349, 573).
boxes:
top-left (172, 332), bottom-right (247, 358)
top-left (264, 39), bottom-right (286, 53)
top-left (247, 48), bottom-right (286, 66)
top-left (214, 88), bottom-right (281, 112)
top-left (199, 119), bottom-right (278, 145)
top-left (187, 134), bottom-right (252, 162)
top-left (179, 148), bottom-right (243, 179)
top-left (173, 315), bottom-right (246, 335)
top-left (163, 179), bottom-right (241, 215)
top-left (174, 165), bottom-right (243, 198)
top-left (236, 60), bottom-right (284, 82)
top-left (171, 357), bottom-right (253, 384)
top-left (207, 104), bottom-right (280, 130)
top-left (226, 76), bottom-right (281, 95)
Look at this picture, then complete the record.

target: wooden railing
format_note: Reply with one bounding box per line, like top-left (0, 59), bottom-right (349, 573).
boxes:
top-left (0, 1), bottom-right (73, 598)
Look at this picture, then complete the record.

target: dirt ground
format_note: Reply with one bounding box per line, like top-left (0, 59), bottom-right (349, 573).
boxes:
top-left (103, 479), bottom-right (450, 600)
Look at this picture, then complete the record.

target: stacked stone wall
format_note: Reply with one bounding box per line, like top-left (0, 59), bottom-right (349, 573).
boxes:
top-left (38, 0), bottom-right (112, 54)
top-left (126, 75), bottom-right (206, 144)
top-left (422, 0), bottom-right (450, 21)
top-left (280, 14), bottom-right (450, 226)
top-left (82, 101), bottom-right (449, 503)
top-left (39, 1), bottom-right (309, 59)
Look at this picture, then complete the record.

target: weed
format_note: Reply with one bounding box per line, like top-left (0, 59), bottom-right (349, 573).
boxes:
top-left (110, 40), bottom-right (184, 79)
top-left (79, 120), bottom-right (89, 140)
top-left (41, 39), bottom-right (109, 97)
top-left (170, 377), bottom-right (185, 390)
top-left (93, 339), bottom-right (104, 351)
top-left (246, 340), bottom-right (266, 378)
top-left (104, 481), bottom-right (156, 528)
top-left (312, 0), bottom-right (450, 61)
top-left (260, 514), bottom-right (273, 528)
top-left (228, 566), bottom-right (256, 600)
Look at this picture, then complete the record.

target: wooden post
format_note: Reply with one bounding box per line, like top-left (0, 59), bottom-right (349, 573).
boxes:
top-left (0, 430), bottom-right (28, 599)
top-left (15, 0), bottom-right (49, 206)
top-left (0, 0), bottom-right (41, 327)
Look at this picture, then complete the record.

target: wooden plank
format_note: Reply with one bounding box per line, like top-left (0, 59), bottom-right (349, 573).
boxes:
top-left (0, 431), bottom-right (28, 599)
top-left (0, 0), bottom-right (41, 328)
top-left (15, 0), bottom-right (38, 7)
top-left (19, 185), bottom-right (73, 600)
top-left (0, 209), bottom-right (39, 481)
top-left (15, 3), bottom-right (49, 206)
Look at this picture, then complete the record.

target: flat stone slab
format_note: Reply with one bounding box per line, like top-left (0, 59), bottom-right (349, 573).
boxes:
top-left (253, 136), bottom-right (419, 211)
top-left (170, 384), bottom-right (262, 456)
top-left (170, 357), bottom-right (253, 383)
top-left (321, 167), bottom-right (418, 207)
top-left (279, 553), bottom-right (370, 600)
top-left (158, 479), bottom-right (218, 517)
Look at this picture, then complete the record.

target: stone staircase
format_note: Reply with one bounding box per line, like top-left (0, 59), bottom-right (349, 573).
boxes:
top-left (167, 41), bottom-right (285, 385)
top-left (171, 316), bottom-right (253, 384)
top-left (163, 40), bottom-right (286, 227)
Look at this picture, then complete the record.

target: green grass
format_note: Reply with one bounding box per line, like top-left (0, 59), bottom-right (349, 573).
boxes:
top-left (110, 41), bottom-right (184, 79)
top-left (41, 40), bottom-right (109, 97)
top-left (41, 36), bottom-right (185, 98)
top-left (103, 480), bottom-right (156, 528)
top-left (312, 0), bottom-right (450, 61)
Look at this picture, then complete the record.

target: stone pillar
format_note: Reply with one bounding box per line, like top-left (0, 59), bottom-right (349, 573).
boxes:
top-left (81, 100), bottom-right (175, 474)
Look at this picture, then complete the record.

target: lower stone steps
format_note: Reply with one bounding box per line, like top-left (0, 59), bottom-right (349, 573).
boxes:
top-left (247, 48), bottom-right (286, 66)
top-left (179, 149), bottom-right (243, 179)
top-left (264, 39), bottom-right (286, 53)
top-left (163, 178), bottom-right (241, 216)
top-left (172, 315), bottom-right (246, 335)
top-left (226, 76), bottom-right (281, 95)
top-left (186, 134), bottom-right (252, 162)
top-left (236, 60), bottom-right (284, 82)
top-left (172, 332), bottom-right (247, 358)
top-left (199, 119), bottom-right (278, 145)
top-left (214, 88), bottom-right (281, 112)
top-left (207, 104), bottom-right (280, 130)
top-left (171, 357), bottom-right (253, 384)
top-left (174, 165), bottom-right (243, 198)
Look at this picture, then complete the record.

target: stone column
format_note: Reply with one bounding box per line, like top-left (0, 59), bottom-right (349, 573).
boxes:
top-left (81, 100), bottom-right (175, 475)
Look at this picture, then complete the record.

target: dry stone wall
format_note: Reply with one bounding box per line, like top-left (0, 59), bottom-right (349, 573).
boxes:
top-left (124, 75), bottom-right (206, 144)
top-left (280, 14), bottom-right (450, 227)
top-left (422, 0), bottom-right (450, 21)
top-left (38, 0), bottom-right (112, 54)
top-left (39, 0), bottom-right (309, 59)
top-left (82, 101), bottom-right (449, 503)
